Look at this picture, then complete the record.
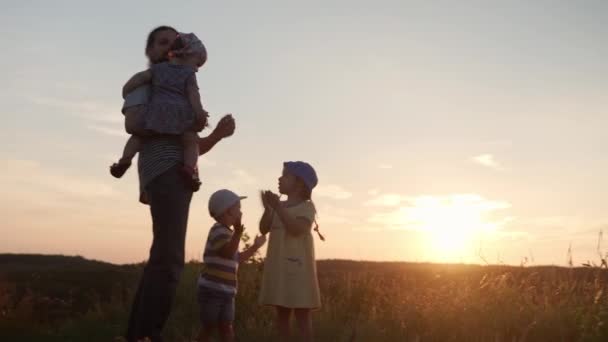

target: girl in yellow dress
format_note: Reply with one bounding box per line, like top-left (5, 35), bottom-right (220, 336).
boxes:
top-left (259, 161), bottom-right (323, 342)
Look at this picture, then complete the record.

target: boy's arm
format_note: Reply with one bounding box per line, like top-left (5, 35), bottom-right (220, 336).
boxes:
top-left (186, 75), bottom-right (209, 131)
top-left (122, 70), bottom-right (152, 98)
top-left (238, 235), bottom-right (266, 263)
top-left (218, 224), bottom-right (244, 259)
top-left (238, 247), bottom-right (256, 263)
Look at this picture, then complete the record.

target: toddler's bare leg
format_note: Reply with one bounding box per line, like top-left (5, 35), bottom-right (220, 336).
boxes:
top-left (179, 131), bottom-right (201, 191)
top-left (121, 135), bottom-right (141, 162)
top-left (110, 108), bottom-right (145, 178)
top-left (182, 131), bottom-right (200, 171)
top-left (124, 106), bottom-right (145, 135)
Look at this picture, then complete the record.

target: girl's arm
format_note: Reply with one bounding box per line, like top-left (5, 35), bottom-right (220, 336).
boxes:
top-left (259, 191), bottom-right (274, 235)
top-left (186, 75), bottom-right (209, 131)
top-left (259, 208), bottom-right (273, 235)
top-left (122, 70), bottom-right (152, 98)
top-left (269, 200), bottom-right (312, 236)
top-left (266, 192), bottom-right (313, 236)
top-left (275, 207), bottom-right (312, 237)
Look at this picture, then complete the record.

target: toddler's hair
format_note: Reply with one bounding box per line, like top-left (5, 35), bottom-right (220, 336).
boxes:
top-left (167, 33), bottom-right (207, 62)
top-left (168, 35), bottom-right (186, 57)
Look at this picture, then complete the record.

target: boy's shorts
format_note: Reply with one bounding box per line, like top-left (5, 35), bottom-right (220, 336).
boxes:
top-left (197, 286), bottom-right (235, 323)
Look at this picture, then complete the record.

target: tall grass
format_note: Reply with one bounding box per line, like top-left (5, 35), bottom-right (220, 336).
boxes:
top-left (1, 257), bottom-right (608, 341)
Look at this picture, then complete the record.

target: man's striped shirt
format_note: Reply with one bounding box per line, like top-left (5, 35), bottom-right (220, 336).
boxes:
top-left (137, 136), bottom-right (183, 196)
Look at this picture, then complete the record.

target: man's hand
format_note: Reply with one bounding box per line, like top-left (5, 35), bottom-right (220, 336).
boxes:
top-left (212, 114), bottom-right (235, 139)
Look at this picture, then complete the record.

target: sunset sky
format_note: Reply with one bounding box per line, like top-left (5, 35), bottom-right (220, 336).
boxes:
top-left (2, 1), bottom-right (607, 265)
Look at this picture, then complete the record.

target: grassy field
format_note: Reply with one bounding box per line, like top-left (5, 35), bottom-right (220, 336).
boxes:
top-left (1, 254), bottom-right (608, 341)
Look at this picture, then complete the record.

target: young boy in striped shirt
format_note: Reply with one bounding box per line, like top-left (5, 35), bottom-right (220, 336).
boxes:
top-left (197, 189), bottom-right (266, 342)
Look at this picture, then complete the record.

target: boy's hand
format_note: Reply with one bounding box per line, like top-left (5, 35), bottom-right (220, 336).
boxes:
top-left (234, 211), bottom-right (244, 235)
top-left (253, 234), bottom-right (267, 248)
top-left (234, 223), bottom-right (245, 235)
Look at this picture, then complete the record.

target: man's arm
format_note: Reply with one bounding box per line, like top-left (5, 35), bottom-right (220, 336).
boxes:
top-left (198, 114), bottom-right (235, 155)
top-left (198, 130), bottom-right (224, 156)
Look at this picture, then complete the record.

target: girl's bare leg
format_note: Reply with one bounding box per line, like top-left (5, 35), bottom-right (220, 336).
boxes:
top-left (218, 322), bottom-right (235, 342)
top-left (276, 306), bottom-right (291, 341)
top-left (294, 308), bottom-right (313, 342)
top-left (197, 324), bottom-right (215, 342)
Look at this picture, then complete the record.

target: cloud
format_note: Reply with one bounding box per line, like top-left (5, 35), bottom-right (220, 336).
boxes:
top-left (0, 158), bottom-right (156, 263)
top-left (3, 159), bottom-right (119, 199)
top-left (29, 96), bottom-right (120, 122)
top-left (87, 124), bottom-right (127, 137)
top-left (365, 193), bottom-right (407, 207)
top-left (471, 154), bottom-right (501, 170)
top-left (208, 168), bottom-right (257, 192)
top-left (27, 95), bottom-right (124, 136)
top-left (378, 164), bottom-right (393, 169)
top-left (317, 213), bottom-right (350, 224)
top-left (231, 169), bottom-right (257, 186)
top-left (199, 157), bottom-right (217, 168)
top-left (368, 189), bottom-right (380, 196)
top-left (315, 204), bottom-right (356, 225)
top-left (0, 158), bottom-right (136, 234)
top-left (30, 96), bottom-right (103, 111)
top-left (367, 194), bottom-right (511, 233)
top-left (351, 226), bottom-right (389, 232)
top-left (315, 184), bottom-right (353, 200)
top-left (511, 216), bottom-right (608, 240)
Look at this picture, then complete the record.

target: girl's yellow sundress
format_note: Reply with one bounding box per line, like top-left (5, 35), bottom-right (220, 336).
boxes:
top-left (259, 201), bottom-right (321, 309)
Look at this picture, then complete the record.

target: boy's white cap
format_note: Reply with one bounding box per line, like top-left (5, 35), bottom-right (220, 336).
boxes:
top-left (208, 189), bottom-right (247, 218)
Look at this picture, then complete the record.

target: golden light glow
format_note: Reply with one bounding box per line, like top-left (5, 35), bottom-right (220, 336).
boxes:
top-left (401, 195), bottom-right (510, 262)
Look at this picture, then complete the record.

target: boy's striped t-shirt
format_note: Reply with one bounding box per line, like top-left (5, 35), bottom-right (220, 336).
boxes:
top-left (198, 223), bottom-right (238, 295)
